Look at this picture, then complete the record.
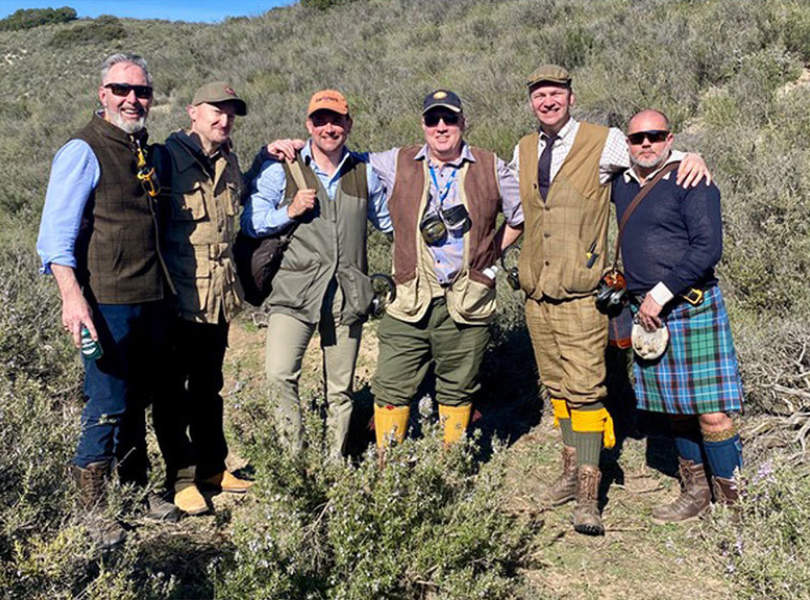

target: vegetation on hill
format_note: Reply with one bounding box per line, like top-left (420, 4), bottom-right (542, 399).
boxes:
top-left (0, 6), bottom-right (76, 31)
top-left (1, 1), bottom-right (809, 598)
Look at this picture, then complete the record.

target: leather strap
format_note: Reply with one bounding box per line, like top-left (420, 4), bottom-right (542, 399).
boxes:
top-left (612, 161), bottom-right (680, 269)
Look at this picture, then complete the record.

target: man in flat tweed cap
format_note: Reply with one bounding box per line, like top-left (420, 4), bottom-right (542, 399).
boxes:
top-left (510, 64), bottom-right (711, 535)
top-left (614, 108), bottom-right (743, 523)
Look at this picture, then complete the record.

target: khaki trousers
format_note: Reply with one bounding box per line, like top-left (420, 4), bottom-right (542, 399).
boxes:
top-left (525, 295), bottom-right (608, 409)
top-left (266, 283), bottom-right (361, 459)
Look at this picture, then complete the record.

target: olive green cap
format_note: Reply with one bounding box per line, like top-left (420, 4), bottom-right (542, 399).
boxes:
top-left (526, 64), bottom-right (571, 88)
top-left (191, 81), bottom-right (247, 116)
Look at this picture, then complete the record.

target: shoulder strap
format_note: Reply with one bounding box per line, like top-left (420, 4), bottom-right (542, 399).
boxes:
top-left (280, 156), bottom-right (307, 240)
top-left (612, 161), bottom-right (680, 268)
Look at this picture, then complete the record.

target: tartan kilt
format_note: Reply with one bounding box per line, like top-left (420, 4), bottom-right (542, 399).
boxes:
top-left (632, 286), bottom-right (744, 415)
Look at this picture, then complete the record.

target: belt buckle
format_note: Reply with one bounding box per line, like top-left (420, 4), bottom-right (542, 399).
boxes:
top-left (681, 288), bottom-right (704, 306)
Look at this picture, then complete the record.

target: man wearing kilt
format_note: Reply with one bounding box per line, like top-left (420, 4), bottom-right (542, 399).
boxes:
top-left (613, 109), bottom-right (744, 523)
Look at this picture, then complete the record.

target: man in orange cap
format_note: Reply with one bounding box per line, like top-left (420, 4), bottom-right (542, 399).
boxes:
top-left (242, 89), bottom-right (391, 461)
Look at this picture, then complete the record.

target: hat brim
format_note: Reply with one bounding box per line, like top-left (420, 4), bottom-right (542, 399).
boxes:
top-left (199, 98), bottom-right (247, 116)
top-left (422, 103), bottom-right (462, 115)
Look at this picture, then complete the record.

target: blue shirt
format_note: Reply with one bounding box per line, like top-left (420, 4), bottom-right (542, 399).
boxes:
top-left (36, 139), bottom-right (101, 273)
top-left (368, 143), bottom-right (523, 284)
top-left (241, 140), bottom-right (391, 237)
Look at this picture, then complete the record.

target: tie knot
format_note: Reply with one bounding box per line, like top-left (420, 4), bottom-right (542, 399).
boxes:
top-left (542, 132), bottom-right (557, 144)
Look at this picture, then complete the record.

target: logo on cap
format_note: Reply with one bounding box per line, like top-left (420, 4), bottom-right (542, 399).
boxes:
top-left (434, 91), bottom-right (447, 99)
top-left (225, 87), bottom-right (235, 96)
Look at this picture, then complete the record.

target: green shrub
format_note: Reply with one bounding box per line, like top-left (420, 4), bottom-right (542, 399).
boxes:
top-left (0, 7), bottom-right (76, 31)
top-left (49, 15), bottom-right (126, 48)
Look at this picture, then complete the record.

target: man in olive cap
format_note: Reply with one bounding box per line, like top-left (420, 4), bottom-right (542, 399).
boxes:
top-left (152, 81), bottom-right (253, 516)
top-left (511, 64), bottom-right (710, 535)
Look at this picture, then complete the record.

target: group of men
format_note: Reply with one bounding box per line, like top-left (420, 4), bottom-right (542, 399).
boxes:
top-left (37, 52), bottom-right (744, 548)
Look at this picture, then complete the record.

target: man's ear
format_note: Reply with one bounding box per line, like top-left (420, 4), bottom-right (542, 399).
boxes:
top-left (186, 104), bottom-right (197, 121)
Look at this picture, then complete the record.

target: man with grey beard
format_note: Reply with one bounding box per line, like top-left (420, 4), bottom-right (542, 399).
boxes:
top-left (37, 52), bottom-right (179, 548)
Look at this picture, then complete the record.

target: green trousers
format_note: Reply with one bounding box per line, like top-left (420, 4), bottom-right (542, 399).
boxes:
top-left (371, 298), bottom-right (489, 408)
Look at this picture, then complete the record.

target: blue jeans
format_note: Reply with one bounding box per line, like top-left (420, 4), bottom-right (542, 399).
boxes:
top-left (73, 300), bottom-right (171, 486)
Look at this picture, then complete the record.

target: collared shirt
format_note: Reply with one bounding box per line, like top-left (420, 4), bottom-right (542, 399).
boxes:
top-left (509, 117), bottom-right (628, 185)
top-left (620, 149), bottom-right (686, 304)
top-left (369, 142), bottom-right (523, 284)
top-left (241, 140), bottom-right (391, 237)
top-left (36, 139), bottom-right (101, 273)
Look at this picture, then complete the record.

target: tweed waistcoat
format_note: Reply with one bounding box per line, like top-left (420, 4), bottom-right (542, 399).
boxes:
top-left (267, 151), bottom-right (371, 325)
top-left (162, 131), bottom-right (245, 323)
top-left (518, 122), bottom-right (610, 301)
top-left (386, 145), bottom-right (501, 324)
top-left (73, 114), bottom-right (169, 304)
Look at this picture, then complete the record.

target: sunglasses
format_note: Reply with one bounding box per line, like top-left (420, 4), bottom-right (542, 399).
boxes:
top-left (424, 111), bottom-right (460, 127)
top-left (104, 83), bottom-right (153, 99)
top-left (627, 130), bottom-right (669, 145)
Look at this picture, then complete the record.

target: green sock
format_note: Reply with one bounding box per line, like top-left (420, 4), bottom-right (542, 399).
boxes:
top-left (559, 417), bottom-right (574, 447)
top-left (573, 430), bottom-right (602, 466)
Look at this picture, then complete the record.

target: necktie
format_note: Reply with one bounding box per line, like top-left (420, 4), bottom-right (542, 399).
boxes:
top-left (537, 133), bottom-right (557, 202)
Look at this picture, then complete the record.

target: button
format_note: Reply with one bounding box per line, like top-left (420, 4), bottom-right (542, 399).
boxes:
top-left (543, 232), bottom-right (550, 238)
top-left (544, 206), bottom-right (550, 212)
top-left (544, 261), bottom-right (550, 266)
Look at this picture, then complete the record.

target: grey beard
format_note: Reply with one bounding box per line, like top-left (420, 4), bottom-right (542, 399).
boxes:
top-left (111, 111), bottom-right (146, 134)
top-left (631, 153), bottom-right (668, 169)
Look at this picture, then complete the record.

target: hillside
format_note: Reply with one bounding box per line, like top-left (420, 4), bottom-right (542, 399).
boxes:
top-left (1, 1), bottom-right (810, 598)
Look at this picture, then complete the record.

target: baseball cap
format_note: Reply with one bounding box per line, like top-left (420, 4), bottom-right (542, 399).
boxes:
top-left (526, 64), bottom-right (572, 88)
top-left (307, 89), bottom-right (349, 116)
top-left (191, 81), bottom-right (247, 116)
top-left (422, 89), bottom-right (463, 114)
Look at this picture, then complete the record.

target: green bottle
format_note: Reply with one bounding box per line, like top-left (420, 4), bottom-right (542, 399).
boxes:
top-left (80, 326), bottom-right (103, 360)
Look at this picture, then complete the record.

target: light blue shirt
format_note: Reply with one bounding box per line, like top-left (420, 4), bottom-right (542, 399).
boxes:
top-left (241, 140), bottom-right (391, 237)
top-left (36, 139), bottom-right (101, 274)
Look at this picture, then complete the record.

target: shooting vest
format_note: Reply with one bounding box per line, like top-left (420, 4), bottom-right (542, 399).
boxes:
top-left (73, 114), bottom-right (171, 304)
top-left (517, 122), bottom-right (611, 301)
top-left (161, 131), bottom-right (245, 323)
top-left (267, 151), bottom-right (372, 326)
top-left (386, 145), bottom-right (501, 325)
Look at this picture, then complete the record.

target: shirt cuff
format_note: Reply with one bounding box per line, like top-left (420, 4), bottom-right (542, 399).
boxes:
top-left (649, 282), bottom-right (674, 305)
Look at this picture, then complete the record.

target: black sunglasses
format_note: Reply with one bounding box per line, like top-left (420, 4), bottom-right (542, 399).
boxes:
top-left (104, 83), bottom-right (153, 99)
top-left (627, 129), bottom-right (669, 145)
top-left (424, 111), bottom-right (460, 127)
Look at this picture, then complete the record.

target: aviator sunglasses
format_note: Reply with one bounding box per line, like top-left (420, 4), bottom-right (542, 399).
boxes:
top-left (104, 83), bottom-right (153, 99)
top-left (424, 111), bottom-right (461, 127)
top-left (627, 129), bottom-right (669, 145)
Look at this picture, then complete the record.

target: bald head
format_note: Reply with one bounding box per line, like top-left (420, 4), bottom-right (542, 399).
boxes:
top-left (627, 109), bottom-right (670, 133)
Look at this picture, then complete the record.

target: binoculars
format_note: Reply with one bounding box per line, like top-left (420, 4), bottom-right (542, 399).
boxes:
top-left (419, 204), bottom-right (471, 246)
top-left (595, 269), bottom-right (630, 317)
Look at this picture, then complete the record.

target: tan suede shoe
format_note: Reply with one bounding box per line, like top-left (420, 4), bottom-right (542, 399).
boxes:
top-left (199, 471), bottom-right (254, 494)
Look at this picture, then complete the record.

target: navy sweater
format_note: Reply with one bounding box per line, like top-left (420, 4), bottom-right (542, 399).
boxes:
top-left (611, 171), bottom-right (722, 297)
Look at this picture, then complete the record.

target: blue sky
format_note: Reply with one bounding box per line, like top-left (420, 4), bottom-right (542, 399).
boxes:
top-left (0, 1), bottom-right (295, 23)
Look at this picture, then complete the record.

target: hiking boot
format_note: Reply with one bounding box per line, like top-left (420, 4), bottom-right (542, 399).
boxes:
top-left (145, 492), bottom-right (181, 523)
top-left (544, 446), bottom-right (577, 506)
top-left (651, 458), bottom-right (711, 524)
top-left (71, 461), bottom-right (126, 549)
top-left (198, 471), bottom-right (254, 494)
top-left (572, 464), bottom-right (604, 536)
top-left (173, 466), bottom-right (209, 515)
top-left (711, 476), bottom-right (739, 506)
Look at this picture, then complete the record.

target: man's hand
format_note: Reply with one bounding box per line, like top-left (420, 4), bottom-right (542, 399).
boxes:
top-left (51, 264), bottom-right (95, 348)
top-left (637, 293), bottom-right (663, 333)
top-left (287, 188), bottom-right (317, 218)
top-left (676, 153), bottom-right (712, 188)
top-left (266, 139), bottom-right (306, 161)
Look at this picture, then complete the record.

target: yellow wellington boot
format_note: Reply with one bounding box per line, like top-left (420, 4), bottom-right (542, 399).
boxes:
top-left (173, 466), bottom-right (208, 516)
top-left (374, 404), bottom-right (410, 449)
top-left (439, 404), bottom-right (472, 446)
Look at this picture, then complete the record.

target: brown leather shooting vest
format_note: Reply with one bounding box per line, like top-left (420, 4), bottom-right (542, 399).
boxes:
top-left (517, 122), bottom-right (610, 301)
top-left (267, 151), bottom-right (372, 326)
top-left (162, 131), bottom-right (244, 324)
top-left (386, 145), bottom-right (501, 325)
top-left (73, 114), bottom-right (172, 304)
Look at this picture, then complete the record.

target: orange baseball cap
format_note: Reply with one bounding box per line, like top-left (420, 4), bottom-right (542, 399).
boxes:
top-left (307, 89), bottom-right (349, 116)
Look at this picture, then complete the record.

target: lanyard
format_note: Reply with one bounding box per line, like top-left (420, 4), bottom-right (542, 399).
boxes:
top-left (428, 165), bottom-right (457, 209)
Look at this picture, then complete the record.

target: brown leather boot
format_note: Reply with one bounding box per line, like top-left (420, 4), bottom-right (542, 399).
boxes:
top-left (651, 458), bottom-right (711, 524)
top-left (71, 461), bottom-right (126, 549)
top-left (712, 476), bottom-right (739, 505)
top-left (544, 446), bottom-right (577, 506)
top-left (572, 464), bottom-right (604, 536)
